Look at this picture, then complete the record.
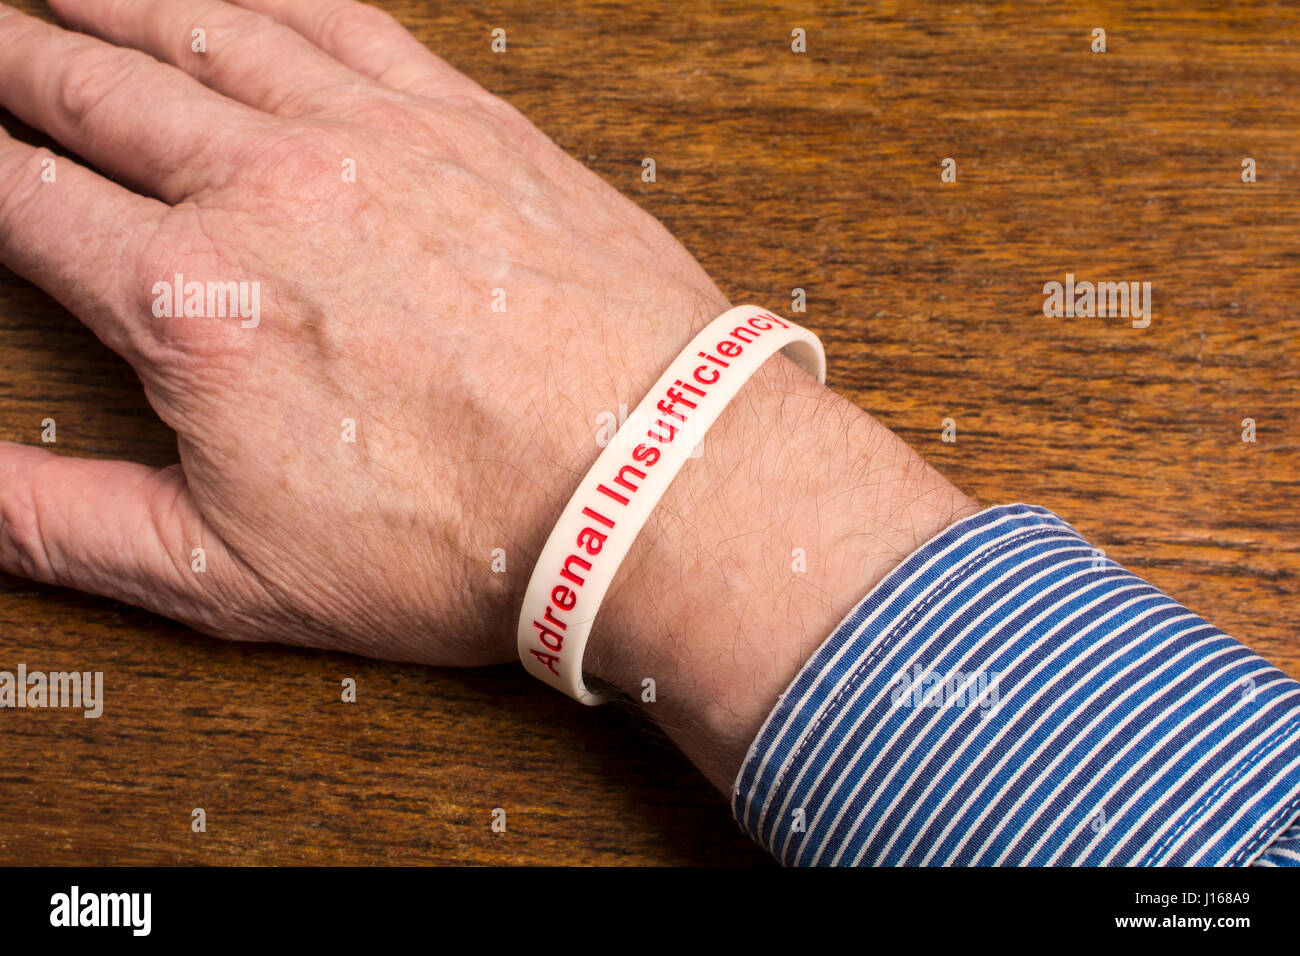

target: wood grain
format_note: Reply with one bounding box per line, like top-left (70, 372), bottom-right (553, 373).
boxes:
top-left (0, 0), bottom-right (1296, 865)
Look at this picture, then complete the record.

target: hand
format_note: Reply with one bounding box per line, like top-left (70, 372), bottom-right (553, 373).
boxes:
top-left (0, 0), bottom-right (736, 666)
top-left (0, 0), bottom-right (977, 792)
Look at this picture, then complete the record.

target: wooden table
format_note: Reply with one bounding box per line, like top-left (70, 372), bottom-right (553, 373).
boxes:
top-left (2, 0), bottom-right (1297, 865)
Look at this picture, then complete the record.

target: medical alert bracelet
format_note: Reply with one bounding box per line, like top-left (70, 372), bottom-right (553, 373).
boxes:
top-left (516, 305), bottom-right (827, 704)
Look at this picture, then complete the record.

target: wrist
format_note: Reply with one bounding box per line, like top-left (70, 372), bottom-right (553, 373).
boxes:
top-left (585, 352), bottom-right (979, 791)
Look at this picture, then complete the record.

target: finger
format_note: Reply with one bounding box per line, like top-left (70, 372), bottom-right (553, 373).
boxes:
top-left (228, 0), bottom-right (477, 100)
top-left (0, 443), bottom-right (260, 639)
top-left (0, 5), bottom-right (274, 202)
top-left (49, 0), bottom-right (381, 118)
top-left (0, 129), bottom-right (169, 363)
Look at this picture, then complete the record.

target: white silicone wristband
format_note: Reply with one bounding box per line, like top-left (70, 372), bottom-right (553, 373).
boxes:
top-left (516, 305), bottom-right (827, 704)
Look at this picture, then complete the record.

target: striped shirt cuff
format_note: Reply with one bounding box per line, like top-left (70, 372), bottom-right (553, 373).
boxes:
top-left (731, 503), bottom-right (1300, 866)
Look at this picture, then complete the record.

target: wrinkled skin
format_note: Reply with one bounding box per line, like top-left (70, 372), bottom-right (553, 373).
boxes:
top-left (0, 0), bottom-right (729, 665)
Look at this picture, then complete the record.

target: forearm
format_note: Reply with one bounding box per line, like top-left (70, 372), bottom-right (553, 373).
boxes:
top-left (565, 351), bottom-right (977, 792)
top-left (494, 329), bottom-right (1300, 867)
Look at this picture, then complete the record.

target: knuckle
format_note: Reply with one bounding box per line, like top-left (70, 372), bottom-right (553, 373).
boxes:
top-left (205, 18), bottom-right (324, 111)
top-left (55, 48), bottom-right (150, 128)
top-left (334, 93), bottom-right (429, 138)
top-left (233, 124), bottom-right (354, 202)
top-left (435, 89), bottom-right (542, 148)
top-left (275, 76), bottom-right (374, 122)
top-left (0, 494), bottom-right (56, 583)
top-left (467, 93), bottom-right (537, 135)
top-left (125, 211), bottom-right (255, 365)
top-left (191, 11), bottom-right (278, 78)
top-left (319, 2), bottom-right (400, 49)
top-left (0, 148), bottom-right (54, 248)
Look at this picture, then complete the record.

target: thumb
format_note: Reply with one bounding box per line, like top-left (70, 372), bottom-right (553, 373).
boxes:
top-left (0, 442), bottom-right (261, 636)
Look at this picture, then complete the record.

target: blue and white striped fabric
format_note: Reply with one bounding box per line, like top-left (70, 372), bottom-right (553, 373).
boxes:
top-left (732, 504), bottom-right (1300, 866)
top-left (1253, 821), bottom-right (1300, 866)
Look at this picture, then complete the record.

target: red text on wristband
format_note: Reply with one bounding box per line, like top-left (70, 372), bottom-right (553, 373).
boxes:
top-left (516, 305), bottom-right (826, 704)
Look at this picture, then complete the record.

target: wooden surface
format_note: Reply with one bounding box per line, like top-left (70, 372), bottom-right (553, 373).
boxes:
top-left (2, 0), bottom-right (1298, 865)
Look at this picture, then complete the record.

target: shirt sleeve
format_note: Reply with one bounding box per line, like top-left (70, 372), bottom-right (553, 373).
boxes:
top-left (731, 503), bottom-right (1300, 866)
